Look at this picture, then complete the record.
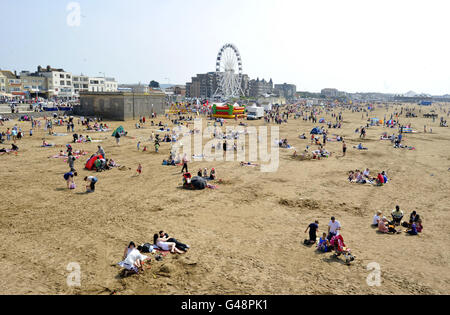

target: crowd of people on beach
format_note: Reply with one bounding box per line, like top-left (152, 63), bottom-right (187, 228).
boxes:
top-left (2, 100), bottom-right (443, 281)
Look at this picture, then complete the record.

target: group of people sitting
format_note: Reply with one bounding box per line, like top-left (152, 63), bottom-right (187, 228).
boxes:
top-left (196, 167), bottom-right (216, 180)
top-left (292, 145), bottom-right (331, 160)
top-left (118, 231), bottom-right (190, 276)
top-left (86, 123), bottom-right (109, 132)
top-left (162, 152), bottom-right (181, 166)
top-left (90, 156), bottom-right (118, 172)
top-left (372, 206), bottom-right (423, 235)
top-left (348, 168), bottom-right (388, 185)
top-left (73, 134), bottom-right (93, 143)
top-left (182, 171), bottom-right (217, 190)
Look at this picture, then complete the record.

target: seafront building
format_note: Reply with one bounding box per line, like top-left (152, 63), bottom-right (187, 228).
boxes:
top-left (0, 65), bottom-right (118, 99)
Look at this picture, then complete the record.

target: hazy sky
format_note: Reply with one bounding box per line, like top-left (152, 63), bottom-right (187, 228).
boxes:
top-left (2, 0), bottom-right (450, 94)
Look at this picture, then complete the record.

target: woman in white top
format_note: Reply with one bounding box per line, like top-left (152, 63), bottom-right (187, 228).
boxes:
top-left (153, 234), bottom-right (184, 254)
top-left (372, 211), bottom-right (382, 227)
top-left (118, 242), bottom-right (150, 274)
top-left (363, 168), bottom-right (370, 178)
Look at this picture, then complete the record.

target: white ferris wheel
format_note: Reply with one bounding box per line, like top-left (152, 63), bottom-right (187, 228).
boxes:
top-left (214, 43), bottom-right (243, 100)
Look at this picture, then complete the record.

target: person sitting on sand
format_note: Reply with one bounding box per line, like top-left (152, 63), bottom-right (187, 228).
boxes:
top-left (355, 171), bottom-right (366, 184)
top-left (209, 168), bottom-right (216, 180)
top-left (406, 222), bottom-right (418, 235)
top-left (317, 233), bottom-right (329, 252)
top-left (376, 173), bottom-right (385, 186)
top-left (409, 211), bottom-right (420, 225)
top-left (381, 171), bottom-right (388, 183)
top-left (108, 159), bottom-right (117, 168)
top-left (118, 241), bottom-right (151, 275)
top-left (153, 234), bottom-right (185, 254)
top-left (363, 168), bottom-right (370, 178)
top-left (372, 211), bottom-right (382, 227)
top-left (348, 171), bottom-right (355, 182)
top-left (378, 217), bottom-right (398, 234)
top-left (197, 169), bottom-right (202, 177)
top-left (416, 219), bottom-right (423, 233)
top-left (391, 206), bottom-right (404, 225)
top-left (203, 168), bottom-right (208, 178)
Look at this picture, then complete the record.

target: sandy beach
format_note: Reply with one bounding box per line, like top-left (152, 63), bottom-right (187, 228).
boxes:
top-left (1, 103), bottom-right (449, 295)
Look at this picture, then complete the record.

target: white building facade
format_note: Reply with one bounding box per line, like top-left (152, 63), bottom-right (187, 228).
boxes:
top-left (42, 69), bottom-right (74, 98)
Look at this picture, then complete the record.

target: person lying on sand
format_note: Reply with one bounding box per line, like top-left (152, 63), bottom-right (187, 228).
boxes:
top-left (354, 143), bottom-right (368, 150)
top-left (153, 234), bottom-right (185, 254)
top-left (42, 139), bottom-right (54, 147)
top-left (240, 161), bottom-right (260, 167)
top-left (158, 231), bottom-right (190, 252)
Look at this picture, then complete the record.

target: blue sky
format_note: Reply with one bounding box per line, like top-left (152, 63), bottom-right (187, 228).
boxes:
top-left (1, 0), bottom-right (450, 94)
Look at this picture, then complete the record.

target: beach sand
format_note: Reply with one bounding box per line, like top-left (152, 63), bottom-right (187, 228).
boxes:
top-left (0, 104), bottom-right (449, 295)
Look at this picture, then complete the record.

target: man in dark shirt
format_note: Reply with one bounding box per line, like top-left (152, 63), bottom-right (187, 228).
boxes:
top-left (304, 220), bottom-right (319, 245)
top-left (409, 211), bottom-right (420, 224)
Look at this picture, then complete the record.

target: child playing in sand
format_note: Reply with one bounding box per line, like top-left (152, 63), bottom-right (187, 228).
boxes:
top-left (84, 176), bottom-right (98, 193)
top-left (317, 233), bottom-right (329, 252)
top-left (203, 168), bottom-right (208, 178)
top-left (136, 163), bottom-right (142, 175)
top-left (63, 171), bottom-right (77, 189)
top-left (137, 141), bottom-right (141, 151)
